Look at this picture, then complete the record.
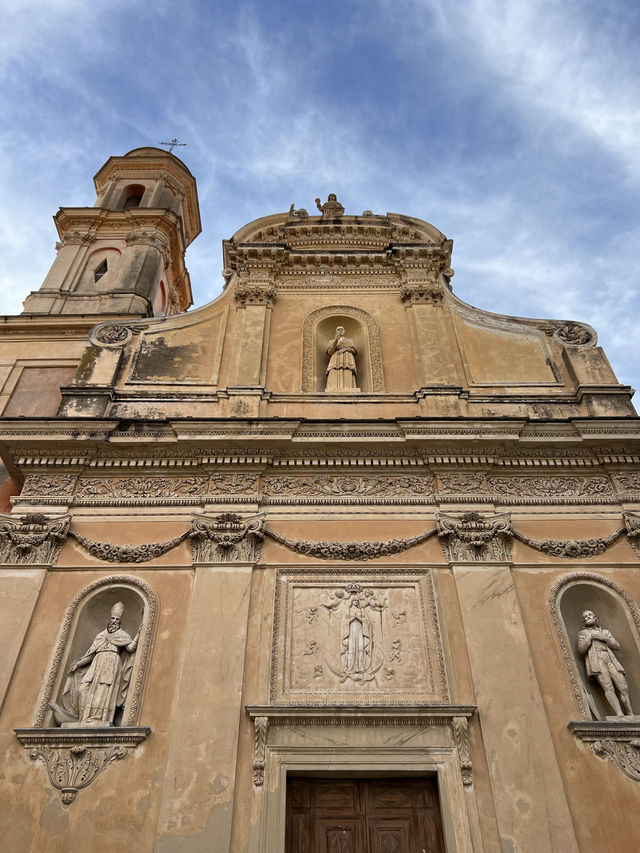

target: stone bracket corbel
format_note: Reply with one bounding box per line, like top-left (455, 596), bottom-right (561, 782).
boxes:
top-left (568, 720), bottom-right (640, 782)
top-left (15, 726), bottom-right (150, 804)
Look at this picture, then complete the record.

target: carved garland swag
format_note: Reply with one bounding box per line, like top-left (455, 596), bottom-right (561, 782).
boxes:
top-left (1, 510), bottom-right (638, 565)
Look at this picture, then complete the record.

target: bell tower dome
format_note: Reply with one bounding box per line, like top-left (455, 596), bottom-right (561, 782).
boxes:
top-left (21, 147), bottom-right (201, 317)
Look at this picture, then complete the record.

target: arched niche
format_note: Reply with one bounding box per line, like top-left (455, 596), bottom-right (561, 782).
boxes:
top-left (550, 573), bottom-right (640, 720)
top-left (34, 575), bottom-right (157, 728)
top-left (301, 305), bottom-right (384, 393)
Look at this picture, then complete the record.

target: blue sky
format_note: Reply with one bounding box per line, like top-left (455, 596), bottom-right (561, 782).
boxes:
top-left (1, 0), bottom-right (639, 392)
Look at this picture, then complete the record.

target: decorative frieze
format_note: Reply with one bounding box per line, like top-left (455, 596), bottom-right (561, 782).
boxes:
top-left (263, 474), bottom-right (434, 498)
top-left (189, 513), bottom-right (264, 562)
top-left (436, 472), bottom-right (615, 501)
top-left (437, 512), bottom-right (512, 562)
top-left (75, 476), bottom-right (209, 500)
top-left (208, 474), bottom-right (260, 495)
top-left (21, 475), bottom-right (77, 498)
top-left (0, 513), bottom-right (70, 565)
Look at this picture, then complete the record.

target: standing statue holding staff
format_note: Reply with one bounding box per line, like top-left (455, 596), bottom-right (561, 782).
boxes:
top-left (51, 601), bottom-right (141, 727)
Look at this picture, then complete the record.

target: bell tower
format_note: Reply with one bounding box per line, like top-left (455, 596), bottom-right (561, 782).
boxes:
top-left (21, 147), bottom-right (201, 317)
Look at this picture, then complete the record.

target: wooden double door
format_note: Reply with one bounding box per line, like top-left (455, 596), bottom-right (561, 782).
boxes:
top-left (285, 777), bottom-right (445, 853)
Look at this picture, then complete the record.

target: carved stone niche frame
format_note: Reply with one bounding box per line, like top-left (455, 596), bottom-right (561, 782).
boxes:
top-left (15, 575), bottom-right (157, 803)
top-left (301, 304), bottom-right (384, 392)
top-left (550, 572), bottom-right (640, 781)
top-left (245, 705), bottom-right (479, 853)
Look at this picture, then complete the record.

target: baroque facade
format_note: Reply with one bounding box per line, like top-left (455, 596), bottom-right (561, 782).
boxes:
top-left (0, 147), bottom-right (639, 852)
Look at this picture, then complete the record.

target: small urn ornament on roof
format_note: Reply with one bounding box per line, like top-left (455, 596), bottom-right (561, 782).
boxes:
top-left (315, 194), bottom-right (345, 217)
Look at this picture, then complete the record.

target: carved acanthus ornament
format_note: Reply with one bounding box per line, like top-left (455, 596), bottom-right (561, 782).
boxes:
top-left (189, 513), bottom-right (264, 562)
top-left (21, 475), bottom-right (77, 498)
top-left (568, 722), bottom-right (640, 782)
top-left (264, 527), bottom-right (437, 560)
top-left (452, 715), bottom-right (473, 786)
top-left (399, 282), bottom-right (446, 304)
top-left (234, 283), bottom-right (278, 306)
top-left (75, 476), bottom-right (209, 499)
top-left (252, 716), bottom-right (269, 786)
top-left (0, 513), bottom-right (70, 565)
top-left (437, 512), bottom-right (512, 562)
top-left (15, 728), bottom-right (149, 804)
top-left (263, 474), bottom-right (434, 498)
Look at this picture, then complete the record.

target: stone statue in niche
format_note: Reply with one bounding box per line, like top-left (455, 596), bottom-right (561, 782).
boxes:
top-left (326, 325), bottom-right (359, 392)
top-left (577, 610), bottom-right (634, 717)
top-left (51, 602), bottom-right (141, 727)
top-left (315, 193), bottom-right (345, 217)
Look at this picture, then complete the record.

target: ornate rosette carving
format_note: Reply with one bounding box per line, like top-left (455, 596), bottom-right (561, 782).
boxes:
top-left (15, 728), bottom-right (149, 804)
top-left (0, 513), bottom-right (70, 565)
top-left (90, 322), bottom-right (133, 348)
top-left (553, 322), bottom-right (597, 347)
top-left (437, 512), bottom-right (512, 562)
top-left (189, 513), bottom-right (264, 562)
top-left (264, 527), bottom-right (436, 560)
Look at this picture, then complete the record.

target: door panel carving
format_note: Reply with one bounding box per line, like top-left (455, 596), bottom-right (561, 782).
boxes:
top-left (286, 778), bottom-right (445, 853)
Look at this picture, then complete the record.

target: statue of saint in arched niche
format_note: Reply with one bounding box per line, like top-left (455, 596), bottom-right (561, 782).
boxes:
top-left (326, 326), bottom-right (358, 391)
top-left (51, 601), bottom-right (141, 727)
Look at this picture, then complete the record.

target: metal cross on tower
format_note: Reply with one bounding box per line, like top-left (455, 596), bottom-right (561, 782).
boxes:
top-left (159, 138), bottom-right (187, 153)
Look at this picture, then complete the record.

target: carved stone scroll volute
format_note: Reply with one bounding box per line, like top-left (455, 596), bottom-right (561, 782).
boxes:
top-left (15, 728), bottom-right (149, 804)
top-left (437, 511), bottom-right (512, 562)
top-left (252, 716), bottom-right (269, 786)
top-left (452, 715), bottom-right (473, 786)
top-left (190, 513), bottom-right (264, 563)
top-left (0, 513), bottom-right (70, 565)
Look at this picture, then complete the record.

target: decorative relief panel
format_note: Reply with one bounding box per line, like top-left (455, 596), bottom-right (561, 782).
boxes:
top-left (263, 474), bottom-right (434, 499)
top-left (75, 476), bottom-right (209, 500)
top-left (21, 475), bottom-right (77, 498)
top-left (271, 570), bottom-right (448, 705)
top-left (436, 473), bottom-right (614, 501)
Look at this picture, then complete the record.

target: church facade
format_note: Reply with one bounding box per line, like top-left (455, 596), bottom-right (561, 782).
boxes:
top-left (0, 147), bottom-right (639, 852)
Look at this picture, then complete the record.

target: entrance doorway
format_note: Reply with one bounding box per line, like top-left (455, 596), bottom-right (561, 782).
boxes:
top-left (285, 777), bottom-right (445, 853)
